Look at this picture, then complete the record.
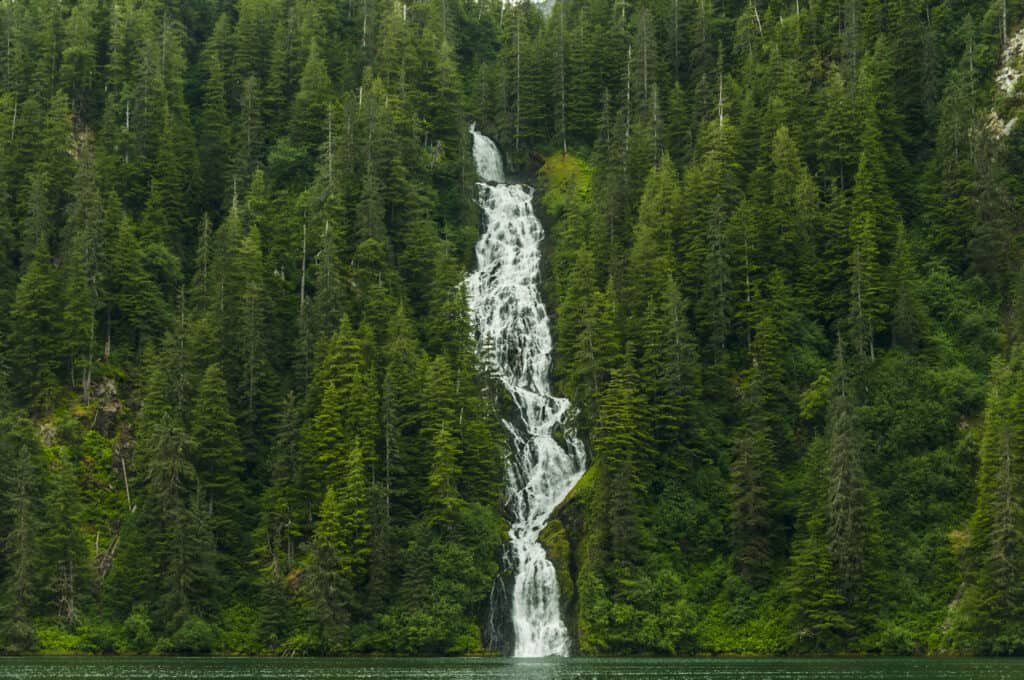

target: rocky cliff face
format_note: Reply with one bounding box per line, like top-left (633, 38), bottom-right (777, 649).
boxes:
top-left (540, 465), bottom-right (596, 653)
top-left (989, 27), bottom-right (1024, 138)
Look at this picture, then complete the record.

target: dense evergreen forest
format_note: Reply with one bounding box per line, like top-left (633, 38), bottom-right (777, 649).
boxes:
top-left (1, 0), bottom-right (1024, 657)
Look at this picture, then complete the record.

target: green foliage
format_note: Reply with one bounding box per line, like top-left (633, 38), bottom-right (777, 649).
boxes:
top-left (160, 616), bottom-right (219, 655)
top-left (824, 341), bottom-right (873, 602)
top-left (953, 352), bottom-right (1024, 653)
top-left (218, 603), bottom-right (263, 655)
top-left (121, 607), bottom-right (155, 654)
top-left (0, 0), bottom-right (1021, 658)
top-left (35, 625), bottom-right (83, 653)
top-left (193, 364), bottom-right (249, 580)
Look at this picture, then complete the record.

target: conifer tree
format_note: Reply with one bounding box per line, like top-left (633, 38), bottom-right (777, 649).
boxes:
top-left (18, 171), bottom-right (54, 266)
top-left (729, 301), bottom-right (785, 583)
top-left (338, 441), bottom-right (372, 616)
top-left (102, 343), bottom-right (216, 630)
top-left (847, 210), bottom-right (884, 360)
top-left (32, 91), bottom-right (74, 211)
top-left (58, 0), bottom-right (99, 119)
top-left (40, 447), bottom-right (89, 630)
top-left (767, 126), bottom-right (817, 290)
top-left (305, 486), bottom-right (354, 650)
top-left (233, 226), bottom-right (270, 427)
top-left (292, 41), bottom-right (333, 152)
top-left (568, 281), bottom-right (621, 430)
top-left (625, 155), bottom-right (681, 313)
top-left (197, 36), bottom-right (232, 215)
top-left (306, 316), bottom-right (379, 491)
top-left (637, 275), bottom-right (702, 473)
top-left (593, 357), bottom-right (650, 570)
top-left (309, 381), bottom-right (348, 492)
top-left (234, 76), bottom-right (265, 184)
top-left (258, 391), bottom-right (307, 570)
top-left (788, 509), bottom-right (852, 651)
top-left (381, 308), bottom-right (429, 521)
top-left (851, 106), bottom-right (899, 242)
top-left (62, 138), bottom-right (106, 399)
top-left (958, 353), bottom-right (1024, 652)
top-left (427, 424), bottom-right (463, 529)
top-left (888, 222), bottom-right (925, 351)
top-left (566, 16), bottom-right (601, 144)
top-left (816, 66), bottom-right (859, 188)
top-left (0, 419), bottom-right (45, 651)
top-left (825, 338), bottom-right (871, 601)
top-left (683, 119), bottom-right (741, 358)
top-left (107, 216), bottom-right (170, 347)
top-left (141, 103), bottom-right (197, 257)
top-left (9, 238), bottom-right (63, 407)
top-left (254, 393), bottom-right (305, 646)
top-left (192, 364), bottom-right (248, 579)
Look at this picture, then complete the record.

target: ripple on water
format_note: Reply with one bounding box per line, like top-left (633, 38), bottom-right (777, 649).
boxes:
top-left (2, 657), bottom-right (1024, 680)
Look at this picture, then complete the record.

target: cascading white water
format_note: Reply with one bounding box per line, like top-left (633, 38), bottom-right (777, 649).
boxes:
top-left (466, 125), bottom-right (587, 658)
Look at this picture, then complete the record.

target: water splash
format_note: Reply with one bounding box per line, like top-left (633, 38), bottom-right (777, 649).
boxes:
top-left (466, 125), bottom-right (587, 658)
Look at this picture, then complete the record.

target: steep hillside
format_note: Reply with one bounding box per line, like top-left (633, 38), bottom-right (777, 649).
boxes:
top-left (0, 0), bottom-right (1023, 657)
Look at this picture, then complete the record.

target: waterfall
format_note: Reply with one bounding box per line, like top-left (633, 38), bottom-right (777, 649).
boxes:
top-left (466, 125), bottom-right (587, 658)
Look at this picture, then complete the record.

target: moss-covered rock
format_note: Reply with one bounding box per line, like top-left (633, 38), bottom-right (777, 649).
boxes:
top-left (544, 462), bottom-right (598, 652)
top-left (539, 519), bottom-right (574, 608)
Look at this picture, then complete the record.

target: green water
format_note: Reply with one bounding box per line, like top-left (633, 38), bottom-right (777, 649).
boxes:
top-left (1, 657), bottom-right (1023, 679)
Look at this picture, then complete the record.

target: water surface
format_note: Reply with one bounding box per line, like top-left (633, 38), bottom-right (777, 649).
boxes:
top-left (2, 657), bottom-right (1023, 679)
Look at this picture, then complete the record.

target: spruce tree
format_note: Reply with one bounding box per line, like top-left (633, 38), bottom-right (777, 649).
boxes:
top-left (305, 486), bottom-right (353, 651)
top-left (427, 424), bottom-right (463, 529)
top-left (593, 357), bottom-right (650, 571)
top-left (729, 311), bottom-right (783, 583)
top-left (958, 353), bottom-right (1024, 652)
top-left (788, 509), bottom-right (852, 651)
top-left (8, 238), bottom-right (63, 408)
top-left (291, 41), bottom-right (333, 152)
top-left (192, 364), bottom-right (248, 580)
top-left (107, 216), bottom-right (170, 347)
top-left (338, 442), bottom-right (372, 589)
top-left (61, 139), bottom-right (106, 400)
top-left (637, 275), bottom-right (703, 476)
top-left (888, 222), bottom-right (925, 351)
top-left (40, 447), bottom-right (89, 630)
top-left (847, 210), bottom-right (884, 360)
top-left (0, 419), bottom-right (45, 651)
top-left (625, 155), bottom-right (681, 314)
top-left (197, 36), bottom-right (232, 215)
top-left (825, 338), bottom-right (871, 602)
